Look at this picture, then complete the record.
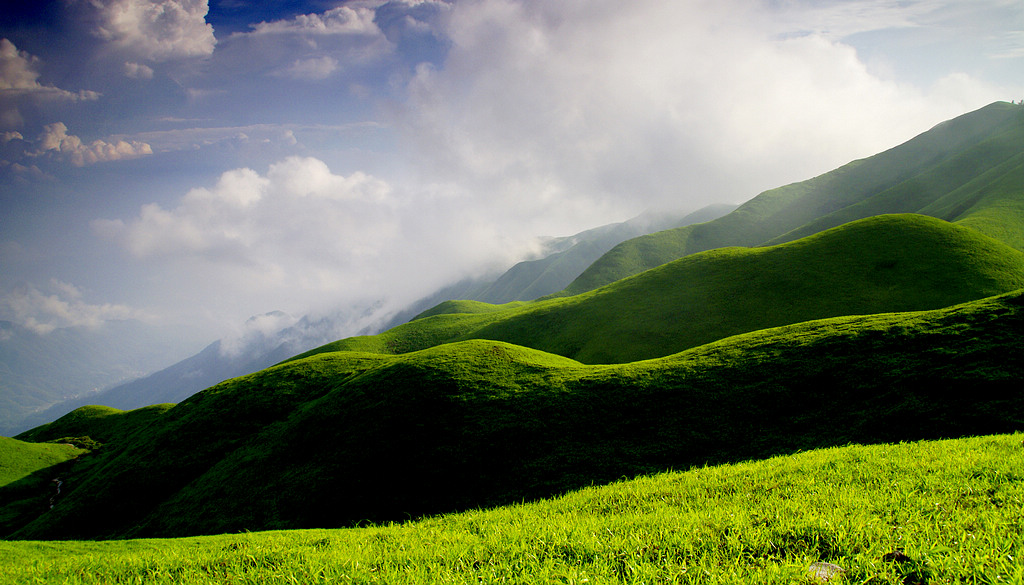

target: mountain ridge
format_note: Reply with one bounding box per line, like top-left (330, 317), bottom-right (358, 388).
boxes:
top-left (560, 101), bottom-right (1024, 295)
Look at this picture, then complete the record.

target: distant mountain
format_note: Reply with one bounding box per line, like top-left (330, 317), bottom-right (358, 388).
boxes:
top-left (470, 204), bottom-right (736, 303)
top-left (298, 214), bottom-right (1024, 364)
top-left (9, 307), bottom-right (399, 434)
top-left (0, 320), bottom-right (196, 435)
top-left (6, 206), bottom-right (734, 434)
top-left (562, 101), bottom-right (1024, 295)
top-left (376, 204), bottom-right (736, 328)
top-left (9, 288), bottom-right (1024, 539)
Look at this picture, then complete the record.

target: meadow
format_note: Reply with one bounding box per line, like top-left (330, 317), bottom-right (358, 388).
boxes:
top-left (2, 433), bottom-right (1021, 584)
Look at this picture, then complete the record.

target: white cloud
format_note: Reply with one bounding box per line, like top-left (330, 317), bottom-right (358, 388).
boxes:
top-left (396, 0), bottom-right (1017, 221)
top-left (89, 0), bottom-right (216, 61)
top-left (248, 5), bottom-right (382, 36)
top-left (95, 156), bottom-right (393, 260)
top-left (0, 39), bottom-right (100, 128)
top-left (92, 156), bottom-right (534, 328)
top-left (33, 122), bottom-right (153, 166)
top-left (124, 61), bottom-right (155, 79)
top-left (276, 56), bottom-right (340, 80)
top-left (0, 279), bottom-right (147, 334)
top-left (212, 4), bottom-right (396, 84)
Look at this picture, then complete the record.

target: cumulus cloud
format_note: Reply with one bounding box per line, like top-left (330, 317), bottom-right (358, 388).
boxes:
top-left (92, 155), bottom-right (536, 328)
top-left (1, 39), bottom-right (100, 128)
top-left (0, 279), bottom-right (146, 334)
top-left (33, 122), bottom-right (153, 166)
top-left (397, 0), bottom-right (1017, 222)
top-left (88, 0), bottom-right (216, 61)
top-left (95, 156), bottom-right (393, 260)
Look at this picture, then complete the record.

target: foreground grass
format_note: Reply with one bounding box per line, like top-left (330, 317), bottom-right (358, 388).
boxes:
top-left (3, 434), bottom-right (1022, 584)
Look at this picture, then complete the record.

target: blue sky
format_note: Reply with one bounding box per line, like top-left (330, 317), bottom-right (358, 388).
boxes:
top-left (1, 0), bottom-right (1022, 347)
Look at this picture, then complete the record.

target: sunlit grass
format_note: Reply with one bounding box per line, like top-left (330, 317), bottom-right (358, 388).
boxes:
top-left (3, 434), bottom-right (1022, 584)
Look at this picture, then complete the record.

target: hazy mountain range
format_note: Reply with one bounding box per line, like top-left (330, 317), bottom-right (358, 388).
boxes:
top-left (0, 204), bottom-right (734, 435)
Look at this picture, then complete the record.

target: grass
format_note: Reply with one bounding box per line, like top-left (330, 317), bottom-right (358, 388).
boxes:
top-left (2, 433), bottom-right (1022, 584)
top-left (0, 437), bottom-right (83, 488)
top-left (561, 101), bottom-right (1024, 294)
top-left (6, 288), bottom-right (1024, 540)
top-left (297, 214), bottom-right (1024, 365)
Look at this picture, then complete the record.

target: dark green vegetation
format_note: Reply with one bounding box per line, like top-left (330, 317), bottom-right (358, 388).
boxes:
top-left (0, 437), bottom-right (84, 540)
top-left (5, 289), bottom-right (1024, 540)
top-left (3, 434), bottom-right (1022, 583)
top-left (562, 101), bottom-right (1024, 294)
top-left (302, 213), bottom-right (1024, 364)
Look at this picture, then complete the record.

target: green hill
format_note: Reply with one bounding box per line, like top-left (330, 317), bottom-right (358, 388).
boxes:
top-left (7, 288), bottom-right (1024, 540)
top-left (0, 437), bottom-right (85, 538)
top-left (562, 101), bottom-right (1024, 295)
top-left (299, 214), bottom-right (1024, 364)
top-left (0, 437), bottom-right (83, 488)
top-left (4, 433), bottom-right (1021, 584)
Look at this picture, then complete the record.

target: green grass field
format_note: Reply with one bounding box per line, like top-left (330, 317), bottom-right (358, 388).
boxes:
top-left (2, 433), bottom-right (1021, 584)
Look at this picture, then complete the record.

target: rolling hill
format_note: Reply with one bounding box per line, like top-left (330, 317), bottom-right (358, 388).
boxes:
top-left (560, 101), bottom-right (1024, 295)
top-left (6, 288), bottom-right (1024, 539)
top-left (299, 213), bottom-right (1024, 364)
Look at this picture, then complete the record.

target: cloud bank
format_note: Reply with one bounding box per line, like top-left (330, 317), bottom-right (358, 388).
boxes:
top-left (34, 122), bottom-right (153, 166)
top-left (1, 280), bottom-right (147, 334)
top-left (397, 0), bottom-right (1016, 219)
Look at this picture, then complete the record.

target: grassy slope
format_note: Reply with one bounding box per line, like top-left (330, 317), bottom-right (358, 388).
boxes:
top-left (17, 403), bottom-right (175, 445)
top-left (0, 437), bottom-right (85, 542)
top-left (8, 289), bottom-right (1024, 540)
top-left (299, 214), bottom-right (1024, 364)
top-left (768, 122), bottom-right (1024, 247)
top-left (561, 101), bottom-right (1024, 295)
top-left (3, 433), bottom-right (1022, 584)
top-left (471, 204), bottom-right (737, 303)
top-left (0, 437), bottom-right (82, 488)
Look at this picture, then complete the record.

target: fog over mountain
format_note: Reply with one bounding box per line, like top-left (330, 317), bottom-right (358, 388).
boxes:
top-left (6, 204), bottom-right (734, 434)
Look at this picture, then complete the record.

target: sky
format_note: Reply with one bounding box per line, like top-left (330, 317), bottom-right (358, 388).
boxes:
top-left (1, 0), bottom-right (1022, 350)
